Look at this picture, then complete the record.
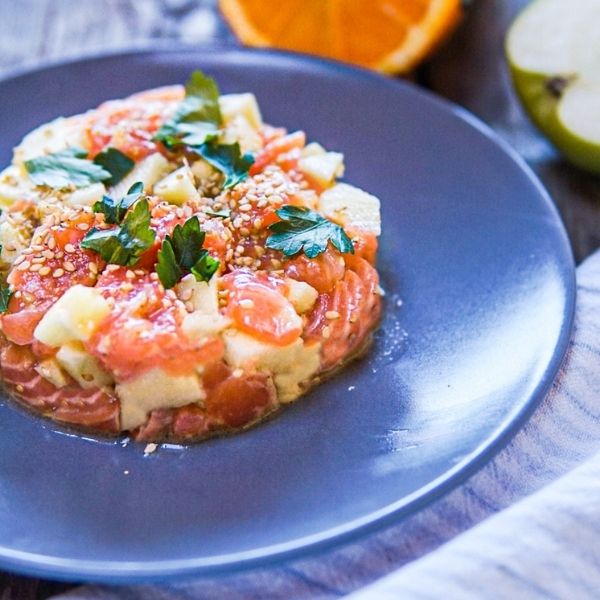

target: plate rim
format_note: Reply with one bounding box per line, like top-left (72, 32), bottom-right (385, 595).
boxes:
top-left (0, 44), bottom-right (576, 582)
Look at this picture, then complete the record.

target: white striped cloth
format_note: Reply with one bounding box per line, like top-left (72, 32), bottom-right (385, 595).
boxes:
top-left (57, 250), bottom-right (600, 600)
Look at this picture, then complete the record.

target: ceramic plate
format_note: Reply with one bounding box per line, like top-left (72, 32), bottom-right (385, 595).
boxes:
top-left (0, 47), bottom-right (575, 582)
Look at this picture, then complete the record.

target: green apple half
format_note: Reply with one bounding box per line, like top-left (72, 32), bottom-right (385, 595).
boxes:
top-left (506, 0), bottom-right (600, 173)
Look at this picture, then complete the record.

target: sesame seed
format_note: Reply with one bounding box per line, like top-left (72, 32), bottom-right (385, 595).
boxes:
top-left (77, 223), bottom-right (89, 231)
top-left (89, 263), bottom-right (98, 274)
top-left (135, 269), bottom-right (145, 276)
top-left (125, 270), bottom-right (135, 279)
top-left (13, 256), bottom-right (25, 266)
top-left (326, 310), bottom-right (340, 320)
top-left (106, 264), bottom-right (120, 272)
top-left (239, 227), bottom-right (250, 236)
top-left (55, 251), bottom-right (64, 259)
top-left (270, 258), bottom-right (282, 269)
top-left (63, 261), bottom-right (76, 272)
top-left (38, 266), bottom-right (51, 276)
top-left (121, 283), bottom-right (133, 292)
top-left (17, 261), bottom-right (31, 271)
top-left (322, 326), bottom-right (331, 339)
top-left (232, 369), bottom-right (244, 378)
top-left (52, 268), bottom-right (64, 278)
top-left (30, 263), bottom-right (42, 272)
top-left (239, 299), bottom-right (254, 309)
top-left (47, 237), bottom-right (57, 250)
top-left (253, 218), bottom-right (263, 230)
top-left (16, 384), bottom-right (24, 393)
top-left (64, 243), bottom-right (76, 253)
top-left (150, 272), bottom-right (159, 281)
top-left (238, 203), bottom-right (252, 212)
top-left (31, 244), bottom-right (44, 252)
top-left (42, 250), bottom-right (54, 259)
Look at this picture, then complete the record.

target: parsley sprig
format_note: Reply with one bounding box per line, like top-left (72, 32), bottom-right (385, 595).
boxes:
top-left (153, 70), bottom-right (254, 190)
top-left (156, 216), bottom-right (219, 289)
top-left (266, 205), bottom-right (354, 259)
top-left (92, 148), bottom-right (135, 187)
top-left (155, 70), bottom-right (221, 149)
top-left (93, 182), bottom-right (144, 225)
top-left (24, 146), bottom-right (134, 189)
top-left (0, 245), bottom-right (12, 313)
top-left (81, 196), bottom-right (156, 266)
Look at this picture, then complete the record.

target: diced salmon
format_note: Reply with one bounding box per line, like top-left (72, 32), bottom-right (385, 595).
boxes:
top-left (221, 269), bottom-right (302, 346)
top-left (0, 342), bottom-right (119, 432)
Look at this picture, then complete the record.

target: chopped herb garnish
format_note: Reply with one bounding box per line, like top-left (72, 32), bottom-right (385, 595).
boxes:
top-left (156, 216), bottom-right (219, 289)
top-left (0, 244), bottom-right (10, 313)
top-left (92, 148), bottom-right (135, 186)
top-left (81, 197), bottom-right (156, 266)
top-left (0, 283), bottom-right (11, 313)
top-left (204, 207), bottom-right (231, 219)
top-left (24, 147), bottom-right (111, 189)
top-left (194, 141), bottom-right (254, 190)
top-left (155, 70), bottom-right (222, 148)
top-left (266, 205), bottom-right (354, 259)
top-left (154, 70), bottom-right (254, 189)
top-left (92, 182), bottom-right (144, 225)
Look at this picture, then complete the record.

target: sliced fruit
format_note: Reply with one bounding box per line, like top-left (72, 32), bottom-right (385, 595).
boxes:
top-left (506, 0), bottom-right (600, 173)
top-left (219, 0), bottom-right (463, 74)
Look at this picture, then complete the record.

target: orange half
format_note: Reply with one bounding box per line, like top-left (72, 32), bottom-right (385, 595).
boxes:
top-left (219, 0), bottom-right (464, 74)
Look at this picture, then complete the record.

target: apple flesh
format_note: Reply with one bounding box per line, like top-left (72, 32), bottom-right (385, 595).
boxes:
top-left (506, 0), bottom-right (600, 173)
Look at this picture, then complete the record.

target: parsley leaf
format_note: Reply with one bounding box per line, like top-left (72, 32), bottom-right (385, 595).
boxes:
top-left (92, 182), bottom-right (144, 225)
top-left (204, 207), bottom-right (231, 219)
top-left (266, 205), bottom-right (354, 259)
top-left (156, 216), bottom-right (219, 289)
top-left (0, 282), bottom-right (11, 313)
top-left (153, 71), bottom-right (254, 189)
top-left (81, 197), bottom-right (156, 266)
top-left (0, 245), bottom-right (11, 313)
top-left (24, 147), bottom-right (111, 189)
top-left (155, 70), bottom-right (222, 148)
top-left (92, 148), bottom-right (135, 186)
top-left (194, 140), bottom-right (254, 190)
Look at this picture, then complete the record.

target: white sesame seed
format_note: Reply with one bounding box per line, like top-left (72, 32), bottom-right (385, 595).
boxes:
top-left (239, 299), bottom-right (254, 309)
top-left (63, 261), bottom-right (76, 272)
top-left (322, 326), bottom-right (331, 339)
top-left (325, 310), bottom-right (340, 320)
top-left (17, 261), bottom-right (31, 271)
top-left (64, 243), bottom-right (76, 253)
top-left (38, 266), bottom-right (51, 276)
top-left (77, 223), bottom-right (90, 231)
top-left (52, 268), bottom-right (64, 278)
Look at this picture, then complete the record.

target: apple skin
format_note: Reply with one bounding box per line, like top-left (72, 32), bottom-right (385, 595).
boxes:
top-left (507, 62), bottom-right (600, 175)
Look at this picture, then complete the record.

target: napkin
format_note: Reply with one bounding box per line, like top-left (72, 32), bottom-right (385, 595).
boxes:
top-left (56, 250), bottom-right (600, 600)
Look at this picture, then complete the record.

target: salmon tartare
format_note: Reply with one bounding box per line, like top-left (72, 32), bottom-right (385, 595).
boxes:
top-left (0, 71), bottom-right (382, 442)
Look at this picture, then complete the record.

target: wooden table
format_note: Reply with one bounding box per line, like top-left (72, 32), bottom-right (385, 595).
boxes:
top-left (0, 0), bottom-right (595, 597)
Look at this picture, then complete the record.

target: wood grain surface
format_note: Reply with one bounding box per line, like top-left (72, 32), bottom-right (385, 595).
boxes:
top-left (0, 0), bottom-right (596, 597)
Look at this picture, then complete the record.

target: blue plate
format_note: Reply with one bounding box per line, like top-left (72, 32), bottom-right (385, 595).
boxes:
top-left (0, 47), bottom-right (575, 582)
